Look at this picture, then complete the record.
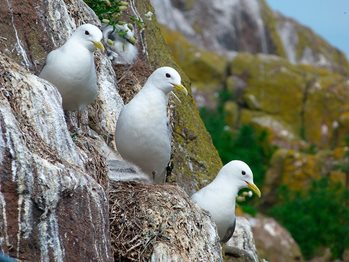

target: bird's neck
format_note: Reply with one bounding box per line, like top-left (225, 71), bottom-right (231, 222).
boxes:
top-left (141, 84), bottom-right (169, 104)
top-left (65, 37), bottom-right (94, 52)
top-left (210, 174), bottom-right (239, 199)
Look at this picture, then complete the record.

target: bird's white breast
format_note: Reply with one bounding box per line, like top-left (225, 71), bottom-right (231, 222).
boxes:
top-left (40, 41), bottom-right (98, 110)
top-left (116, 88), bottom-right (171, 177)
top-left (192, 185), bottom-right (236, 239)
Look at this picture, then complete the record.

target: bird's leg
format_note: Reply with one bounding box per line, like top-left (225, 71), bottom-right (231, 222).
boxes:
top-left (65, 111), bottom-right (81, 137)
top-left (152, 171), bottom-right (156, 182)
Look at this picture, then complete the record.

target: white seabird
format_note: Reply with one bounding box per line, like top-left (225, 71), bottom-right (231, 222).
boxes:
top-left (40, 24), bottom-right (104, 111)
top-left (191, 160), bottom-right (261, 243)
top-left (103, 24), bottom-right (138, 64)
top-left (115, 66), bottom-right (187, 183)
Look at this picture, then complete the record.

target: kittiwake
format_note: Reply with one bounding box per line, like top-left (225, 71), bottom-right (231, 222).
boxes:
top-left (103, 24), bottom-right (138, 64)
top-left (115, 67), bottom-right (188, 183)
top-left (191, 160), bottom-right (261, 243)
top-left (40, 24), bottom-right (104, 111)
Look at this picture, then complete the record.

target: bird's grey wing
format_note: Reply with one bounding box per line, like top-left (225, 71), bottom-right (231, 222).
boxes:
top-left (220, 217), bottom-right (236, 243)
top-left (40, 49), bottom-right (59, 77)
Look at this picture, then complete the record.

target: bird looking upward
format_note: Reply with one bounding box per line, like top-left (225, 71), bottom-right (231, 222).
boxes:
top-left (191, 160), bottom-right (261, 243)
top-left (40, 24), bottom-right (104, 111)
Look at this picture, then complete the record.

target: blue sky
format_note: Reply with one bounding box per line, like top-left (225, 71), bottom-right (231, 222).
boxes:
top-left (266, 0), bottom-right (349, 58)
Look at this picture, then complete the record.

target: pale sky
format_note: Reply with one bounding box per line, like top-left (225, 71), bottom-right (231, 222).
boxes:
top-left (266, 0), bottom-right (349, 58)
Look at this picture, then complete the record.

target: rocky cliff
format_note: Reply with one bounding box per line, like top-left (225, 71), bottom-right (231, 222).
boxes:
top-left (152, 0), bottom-right (349, 261)
top-left (0, 0), bottom-right (236, 260)
top-left (151, 0), bottom-right (349, 74)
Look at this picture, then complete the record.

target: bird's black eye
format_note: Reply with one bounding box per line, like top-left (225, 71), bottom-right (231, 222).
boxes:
top-left (85, 30), bottom-right (90, 35)
top-left (165, 73), bottom-right (171, 78)
top-left (242, 171), bottom-right (246, 175)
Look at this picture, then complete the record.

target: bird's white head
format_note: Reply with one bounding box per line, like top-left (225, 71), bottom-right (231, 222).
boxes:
top-left (217, 160), bottom-right (261, 198)
top-left (146, 67), bottom-right (188, 95)
top-left (72, 24), bottom-right (105, 52)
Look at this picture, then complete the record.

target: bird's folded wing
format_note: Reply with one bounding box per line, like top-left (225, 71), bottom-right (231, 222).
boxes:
top-left (220, 217), bottom-right (236, 243)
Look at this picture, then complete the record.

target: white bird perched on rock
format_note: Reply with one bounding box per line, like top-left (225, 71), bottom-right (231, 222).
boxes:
top-left (191, 160), bottom-right (261, 243)
top-left (40, 24), bottom-right (104, 111)
top-left (102, 24), bottom-right (138, 64)
top-left (115, 67), bottom-right (188, 183)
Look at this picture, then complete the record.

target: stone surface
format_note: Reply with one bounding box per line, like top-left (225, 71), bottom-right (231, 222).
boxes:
top-left (151, 0), bottom-right (349, 73)
top-left (0, 0), bottom-right (227, 261)
top-left (0, 53), bottom-right (112, 261)
top-left (261, 148), bottom-right (346, 207)
top-left (342, 249), bottom-right (349, 262)
top-left (230, 53), bottom-right (349, 149)
top-left (225, 217), bottom-right (259, 262)
top-left (249, 215), bottom-right (303, 262)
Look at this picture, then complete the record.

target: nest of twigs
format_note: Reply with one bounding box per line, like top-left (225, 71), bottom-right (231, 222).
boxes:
top-left (109, 181), bottom-right (220, 261)
top-left (113, 59), bottom-right (153, 104)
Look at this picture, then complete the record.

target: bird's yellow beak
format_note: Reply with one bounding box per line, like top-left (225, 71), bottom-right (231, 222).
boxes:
top-left (93, 41), bottom-right (105, 52)
top-left (173, 83), bottom-right (188, 96)
top-left (245, 181), bottom-right (261, 198)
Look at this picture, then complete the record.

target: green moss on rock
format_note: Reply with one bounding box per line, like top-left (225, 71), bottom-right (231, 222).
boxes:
top-left (231, 53), bottom-right (304, 136)
top-left (230, 53), bottom-right (349, 149)
top-left (160, 25), bottom-right (227, 92)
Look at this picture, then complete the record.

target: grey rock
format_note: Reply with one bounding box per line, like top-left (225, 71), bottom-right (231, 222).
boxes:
top-left (249, 215), bottom-right (303, 262)
top-left (225, 217), bottom-right (259, 262)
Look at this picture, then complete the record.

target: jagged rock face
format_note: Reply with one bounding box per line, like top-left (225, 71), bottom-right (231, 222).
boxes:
top-left (275, 13), bottom-right (349, 74)
top-left (249, 215), bottom-right (303, 262)
top-left (229, 53), bottom-right (349, 150)
top-left (151, 0), bottom-right (271, 55)
top-left (0, 0), bottom-right (227, 261)
top-left (151, 0), bottom-right (349, 73)
top-left (261, 148), bottom-right (346, 207)
top-left (0, 54), bottom-right (112, 261)
top-left (0, 0), bottom-right (118, 260)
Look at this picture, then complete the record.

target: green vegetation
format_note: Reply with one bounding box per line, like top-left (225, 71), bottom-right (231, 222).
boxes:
top-left (270, 178), bottom-right (349, 259)
top-left (200, 87), bottom-right (349, 259)
top-left (336, 135), bottom-right (349, 188)
top-left (200, 89), bottom-right (274, 188)
top-left (83, 0), bottom-right (143, 39)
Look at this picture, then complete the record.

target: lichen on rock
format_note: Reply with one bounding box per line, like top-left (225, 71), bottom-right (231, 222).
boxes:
top-left (0, 0), bottom-right (228, 261)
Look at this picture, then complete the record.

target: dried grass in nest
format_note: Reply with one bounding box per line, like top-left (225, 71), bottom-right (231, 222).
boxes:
top-left (113, 59), bottom-right (153, 104)
top-left (109, 181), bottom-right (208, 261)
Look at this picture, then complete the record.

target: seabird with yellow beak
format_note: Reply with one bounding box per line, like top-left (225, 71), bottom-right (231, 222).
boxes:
top-left (40, 24), bottom-right (104, 111)
top-left (115, 67), bottom-right (187, 183)
top-left (191, 160), bottom-right (261, 243)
